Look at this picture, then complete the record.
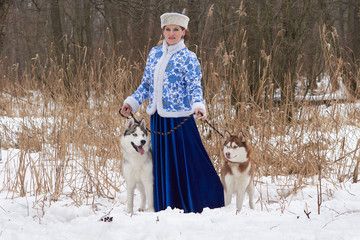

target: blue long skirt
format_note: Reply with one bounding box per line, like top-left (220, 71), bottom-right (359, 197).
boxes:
top-left (150, 111), bottom-right (224, 213)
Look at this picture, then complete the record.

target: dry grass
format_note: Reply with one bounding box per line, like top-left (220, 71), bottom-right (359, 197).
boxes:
top-left (0, 27), bottom-right (359, 208)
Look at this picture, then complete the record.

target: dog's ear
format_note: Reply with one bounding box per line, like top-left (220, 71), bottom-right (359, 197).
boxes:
top-left (238, 131), bottom-right (245, 142)
top-left (140, 118), bottom-right (146, 129)
top-left (224, 131), bottom-right (231, 141)
top-left (127, 118), bottom-right (135, 128)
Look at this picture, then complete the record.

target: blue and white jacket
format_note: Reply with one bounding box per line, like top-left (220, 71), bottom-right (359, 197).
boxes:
top-left (124, 39), bottom-right (206, 118)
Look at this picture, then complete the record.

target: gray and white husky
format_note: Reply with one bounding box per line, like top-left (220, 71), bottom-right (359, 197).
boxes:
top-left (120, 118), bottom-right (154, 214)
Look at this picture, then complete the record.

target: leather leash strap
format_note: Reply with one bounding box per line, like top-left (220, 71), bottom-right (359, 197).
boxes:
top-left (119, 108), bottom-right (224, 138)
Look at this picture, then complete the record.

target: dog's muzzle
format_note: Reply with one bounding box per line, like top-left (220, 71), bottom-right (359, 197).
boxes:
top-left (131, 141), bottom-right (146, 155)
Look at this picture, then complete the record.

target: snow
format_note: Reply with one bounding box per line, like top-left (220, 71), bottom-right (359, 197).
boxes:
top-left (1, 177), bottom-right (360, 240)
top-left (1, 77), bottom-right (360, 240)
top-left (1, 141), bottom-right (360, 239)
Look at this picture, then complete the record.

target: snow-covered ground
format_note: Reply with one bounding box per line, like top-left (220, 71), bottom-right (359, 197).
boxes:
top-left (1, 129), bottom-right (359, 240)
top-left (1, 76), bottom-right (360, 240)
top-left (1, 165), bottom-right (359, 240)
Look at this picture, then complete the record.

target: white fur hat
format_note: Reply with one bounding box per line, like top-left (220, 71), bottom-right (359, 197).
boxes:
top-left (160, 12), bottom-right (190, 29)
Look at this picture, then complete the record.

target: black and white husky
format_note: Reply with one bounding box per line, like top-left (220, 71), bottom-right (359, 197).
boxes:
top-left (120, 118), bottom-right (154, 214)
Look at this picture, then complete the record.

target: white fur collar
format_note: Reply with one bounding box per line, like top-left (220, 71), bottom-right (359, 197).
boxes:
top-left (147, 39), bottom-right (186, 116)
top-left (162, 39), bottom-right (186, 55)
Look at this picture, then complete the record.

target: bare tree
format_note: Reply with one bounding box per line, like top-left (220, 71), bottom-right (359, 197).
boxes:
top-left (50, 0), bottom-right (64, 61)
top-left (1, 0), bottom-right (360, 102)
top-left (0, 0), bottom-right (14, 54)
top-left (349, 0), bottom-right (360, 59)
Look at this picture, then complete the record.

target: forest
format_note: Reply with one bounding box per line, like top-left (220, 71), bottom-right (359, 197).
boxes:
top-left (1, 0), bottom-right (359, 102)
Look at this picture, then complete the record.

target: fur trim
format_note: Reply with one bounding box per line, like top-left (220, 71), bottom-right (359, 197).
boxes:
top-left (160, 12), bottom-right (189, 29)
top-left (192, 102), bottom-right (206, 115)
top-left (147, 40), bottom-right (187, 117)
top-left (124, 96), bottom-right (140, 112)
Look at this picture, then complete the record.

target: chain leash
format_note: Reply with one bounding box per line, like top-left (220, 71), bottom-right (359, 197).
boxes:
top-left (119, 108), bottom-right (224, 138)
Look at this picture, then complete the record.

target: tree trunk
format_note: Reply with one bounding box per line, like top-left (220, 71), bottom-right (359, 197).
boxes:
top-left (353, 1), bottom-right (360, 59)
top-left (187, 0), bottom-right (200, 47)
top-left (104, 0), bottom-right (122, 55)
top-left (50, 0), bottom-right (65, 61)
top-left (84, 0), bottom-right (92, 58)
top-left (0, 0), bottom-right (14, 54)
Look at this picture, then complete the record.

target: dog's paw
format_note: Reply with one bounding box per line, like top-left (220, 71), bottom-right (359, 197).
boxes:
top-left (127, 207), bottom-right (134, 215)
top-left (138, 208), bottom-right (145, 212)
top-left (235, 208), bottom-right (243, 215)
top-left (147, 207), bottom-right (155, 212)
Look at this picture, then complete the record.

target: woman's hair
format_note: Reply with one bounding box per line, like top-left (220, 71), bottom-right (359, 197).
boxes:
top-left (181, 27), bottom-right (190, 45)
top-left (157, 27), bottom-right (190, 46)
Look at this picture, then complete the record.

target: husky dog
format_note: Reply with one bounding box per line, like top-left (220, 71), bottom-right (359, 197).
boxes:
top-left (220, 131), bottom-right (255, 212)
top-left (120, 118), bottom-right (154, 214)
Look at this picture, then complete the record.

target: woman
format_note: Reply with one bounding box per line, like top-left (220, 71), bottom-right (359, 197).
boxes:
top-left (121, 12), bottom-right (224, 213)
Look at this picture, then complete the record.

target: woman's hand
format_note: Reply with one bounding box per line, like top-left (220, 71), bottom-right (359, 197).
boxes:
top-left (121, 103), bottom-right (133, 114)
top-left (194, 108), bottom-right (207, 120)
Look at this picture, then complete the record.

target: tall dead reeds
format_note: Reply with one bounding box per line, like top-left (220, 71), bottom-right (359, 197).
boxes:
top-left (0, 25), bottom-right (359, 212)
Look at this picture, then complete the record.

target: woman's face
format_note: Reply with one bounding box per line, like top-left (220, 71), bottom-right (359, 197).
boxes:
top-left (162, 24), bottom-right (186, 46)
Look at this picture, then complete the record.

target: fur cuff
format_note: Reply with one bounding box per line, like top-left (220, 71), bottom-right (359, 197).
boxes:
top-left (192, 102), bottom-right (206, 115)
top-left (124, 96), bottom-right (140, 113)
